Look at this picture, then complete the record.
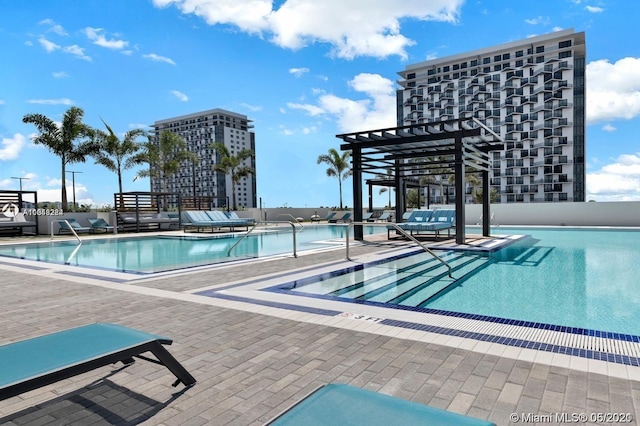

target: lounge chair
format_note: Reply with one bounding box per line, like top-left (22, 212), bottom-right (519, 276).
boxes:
top-left (0, 323), bottom-right (196, 402)
top-left (266, 383), bottom-right (495, 426)
top-left (415, 209), bottom-right (456, 237)
top-left (0, 213), bottom-right (37, 235)
top-left (311, 212), bottom-right (336, 223)
top-left (58, 218), bottom-right (92, 234)
top-left (387, 210), bottom-right (433, 238)
top-left (87, 218), bottom-right (116, 233)
top-left (206, 210), bottom-right (250, 230)
top-left (224, 211), bottom-right (256, 226)
top-left (329, 212), bottom-right (352, 223)
top-left (183, 211), bottom-right (224, 232)
top-left (376, 212), bottom-right (390, 222)
top-left (362, 212), bottom-right (374, 222)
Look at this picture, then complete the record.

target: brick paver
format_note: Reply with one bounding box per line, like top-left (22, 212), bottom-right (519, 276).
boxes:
top-left (0, 240), bottom-right (639, 425)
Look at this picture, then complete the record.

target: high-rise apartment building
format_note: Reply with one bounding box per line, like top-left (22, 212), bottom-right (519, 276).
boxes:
top-left (152, 108), bottom-right (257, 209)
top-left (397, 29), bottom-right (586, 203)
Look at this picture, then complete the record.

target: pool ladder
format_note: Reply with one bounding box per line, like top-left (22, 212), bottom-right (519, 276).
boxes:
top-left (345, 222), bottom-right (454, 279)
top-left (227, 220), bottom-right (299, 258)
top-left (50, 219), bottom-right (83, 265)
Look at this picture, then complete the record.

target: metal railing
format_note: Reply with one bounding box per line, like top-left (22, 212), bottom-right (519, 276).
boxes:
top-left (345, 222), bottom-right (453, 278)
top-left (227, 221), bottom-right (298, 258)
top-left (50, 219), bottom-right (81, 243)
top-left (277, 214), bottom-right (304, 229)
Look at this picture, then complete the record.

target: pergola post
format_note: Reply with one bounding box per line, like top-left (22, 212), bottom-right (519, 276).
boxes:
top-left (368, 182), bottom-right (373, 212)
top-left (454, 133), bottom-right (466, 244)
top-left (482, 169), bottom-right (490, 237)
top-left (352, 147), bottom-right (363, 241)
top-left (394, 160), bottom-right (403, 223)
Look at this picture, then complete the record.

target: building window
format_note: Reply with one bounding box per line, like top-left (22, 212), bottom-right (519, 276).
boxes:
top-left (483, 57), bottom-right (490, 64)
top-left (502, 53), bottom-right (510, 60)
top-left (536, 46), bottom-right (545, 53)
top-left (494, 54), bottom-right (501, 62)
top-left (443, 65), bottom-right (450, 72)
top-left (470, 59), bottom-right (478, 66)
top-left (558, 40), bottom-right (572, 48)
top-left (536, 56), bottom-right (544, 63)
top-left (559, 51), bottom-right (572, 59)
top-left (453, 63), bottom-right (460, 70)
top-left (516, 50), bottom-right (524, 57)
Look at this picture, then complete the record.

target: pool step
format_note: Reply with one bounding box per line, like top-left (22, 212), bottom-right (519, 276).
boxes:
top-left (389, 254), bottom-right (489, 306)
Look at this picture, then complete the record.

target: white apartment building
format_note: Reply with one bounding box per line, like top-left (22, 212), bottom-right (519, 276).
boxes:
top-left (152, 108), bottom-right (257, 209)
top-left (397, 29), bottom-right (586, 203)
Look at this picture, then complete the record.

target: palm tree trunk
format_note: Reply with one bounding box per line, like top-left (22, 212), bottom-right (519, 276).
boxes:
top-left (338, 178), bottom-right (343, 209)
top-left (118, 171), bottom-right (124, 210)
top-left (61, 160), bottom-right (68, 210)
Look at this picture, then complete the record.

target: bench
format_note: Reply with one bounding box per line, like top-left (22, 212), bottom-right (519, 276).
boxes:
top-left (0, 323), bottom-right (196, 401)
top-left (267, 383), bottom-right (496, 426)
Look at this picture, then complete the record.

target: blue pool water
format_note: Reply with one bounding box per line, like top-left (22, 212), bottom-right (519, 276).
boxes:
top-left (0, 225), bottom-right (384, 273)
top-left (276, 227), bottom-right (640, 336)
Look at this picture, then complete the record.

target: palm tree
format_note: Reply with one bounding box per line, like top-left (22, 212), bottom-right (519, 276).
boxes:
top-left (211, 142), bottom-right (255, 211)
top-left (317, 148), bottom-right (352, 209)
top-left (93, 119), bottom-right (146, 208)
top-left (377, 169), bottom-right (394, 208)
top-left (134, 131), bottom-right (197, 206)
top-left (22, 106), bottom-right (95, 210)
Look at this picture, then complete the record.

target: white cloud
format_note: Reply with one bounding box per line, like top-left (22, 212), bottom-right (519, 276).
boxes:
top-left (38, 37), bottom-right (60, 52)
top-left (602, 124), bottom-right (616, 132)
top-left (52, 71), bottom-right (68, 78)
top-left (287, 73), bottom-right (396, 132)
top-left (143, 53), bottom-right (176, 65)
top-left (586, 57), bottom-right (640, 123)
top-left (587, 153), bottom-right (640, 201)
top-left (287, 102), bottom-right (325, 116)
top-left (279, 107), bottom-right (287, 114)
top-left (27, 98), bottom-right (74, 105)
top-left (302, 126), bottom-right (317, 134)
top-left (289, 67), bottom-right (310, 77)
top-left (524, 16), bottom-right (550, 25)
top-left (152, 0), bottom-right (463, 59)
top-left (585, 5), bottom-right (604, 13)
top-left (84, 27), bottom-right (129, 49)
top-left (129, 123), bottom-right (150, 129)
top-left (63, 44), bottom-right (92, 61)
top-left (24, 40), bottom-right (33, 46)
top-left (0, 99), bottom-right (5, 105)
top-left (0, 134), bottom-right (26, 160)
top-left (240, 102), bottom-right (262, 112)
top-left (39, 18), bottom-right (68, 36)
top-left (170, 90), bottom-right (189, 101)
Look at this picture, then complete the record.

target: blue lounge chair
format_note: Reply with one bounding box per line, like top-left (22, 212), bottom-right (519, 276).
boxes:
top-left (311, 212), bottom-right (336, 223)
top-left (0, 323), bottom-right (196, 402)
top-left (206, 210), bottom-right (249, 230)
top-left (411, 209), bottom-right (456, 238)
top-left (58, 219), bottom-right (92, 234)
top-left (376, 212), bottom-right (390, 222)
top-left (87, 218), bottom-right (116, 233)
top-left (362, 212), bottom-right (374, 222)
top-left (387, 210), bottom-right (433, 238)
top-left (225, 211), bottom-right (256, 225)
top-left (183, 211), bottom-right (225, 232)
top-left (329, 212), bottom-right (352, 223)
top-left (266, 383), bottom-right (495, 426)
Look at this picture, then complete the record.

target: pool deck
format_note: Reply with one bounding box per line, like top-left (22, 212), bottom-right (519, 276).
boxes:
top-left (1, 231), bottom-right (640, 425)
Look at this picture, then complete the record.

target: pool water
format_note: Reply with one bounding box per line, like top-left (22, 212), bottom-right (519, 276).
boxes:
top-left (276, 227), bottom-right (640, 336)
top-left (0, 225), bottom-right (384, 273)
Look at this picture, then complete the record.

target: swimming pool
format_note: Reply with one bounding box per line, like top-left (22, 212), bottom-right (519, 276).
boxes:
top-left (271, 227), bottom-right (640, 336)
top-left (0, 225), bottom-right (384, 273)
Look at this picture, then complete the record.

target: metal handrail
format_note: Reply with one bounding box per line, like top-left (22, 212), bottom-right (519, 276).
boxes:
top-left (277, 214), bottom-right (304, 229)
top-left (227, 221), bottom-right (298, 258)
top-left (50, 219), bottom-right (82, 244)
top-left (345, 222), bottom-right (454, 278)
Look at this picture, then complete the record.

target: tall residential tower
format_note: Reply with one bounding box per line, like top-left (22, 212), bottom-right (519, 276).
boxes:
top-left (397, 29), bottom-right (586, 203)
top-left (152, 108), bottom-right (257, 209)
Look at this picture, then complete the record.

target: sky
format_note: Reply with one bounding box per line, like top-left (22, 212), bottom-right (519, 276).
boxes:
top-left (1, 0), bottom-right (640, 209)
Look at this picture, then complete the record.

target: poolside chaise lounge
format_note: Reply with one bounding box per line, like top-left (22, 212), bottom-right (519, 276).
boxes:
top-left (182, 210), bottom-right (227, 232)
top-left (311, 212), bottom-right (336, 223)
top-left (206, 210), bottom-right (250, 231)
top-left (329, 212), bottom-right (352, 223)
top-left (58, 218), bottom-right (92, 235)
top-left (412, 209), bottom-right (456, 238)
top-left (116, 212), bottom-right (180, 232)
top-left (225, 211), bottom-right (256, 226)
top-left (87, 217), bottom-right (119, 233)
top-left (387, 210), bottom-right (429, 238)
top-left (376, 212), bottom-right (390, 222)
top-left (0, 213), bottom-right (37, 235)
top-left (362, 212), bottom-right (374, 222)
top-left (266, 383), bottom-right (495, 426)
top-left (0, 323), bottom-right (196, 402)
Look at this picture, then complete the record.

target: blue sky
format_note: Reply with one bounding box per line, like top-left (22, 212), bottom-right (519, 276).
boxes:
top-left (1, 0), bottom-right (640, 208)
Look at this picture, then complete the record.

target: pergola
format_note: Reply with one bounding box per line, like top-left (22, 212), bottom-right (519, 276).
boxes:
top-left (337, 117), bottom-right (504, 244)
